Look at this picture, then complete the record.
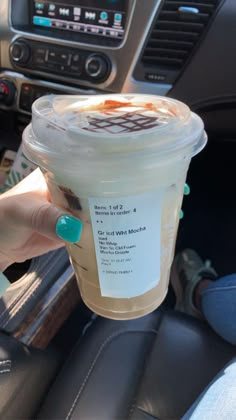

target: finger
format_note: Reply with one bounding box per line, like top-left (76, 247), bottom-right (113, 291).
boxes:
top-left (22, 234), bottom-right (65, 258)
top-left (3, 168), bottom-right (47, 197)
top-left (28, 200), bottom-right (83, 243)
top-left (6, 234), bottom-right (65, 263)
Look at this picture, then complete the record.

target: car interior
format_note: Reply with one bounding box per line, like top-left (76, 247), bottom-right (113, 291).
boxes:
top-left (0, 0), bottom-right (236, 419)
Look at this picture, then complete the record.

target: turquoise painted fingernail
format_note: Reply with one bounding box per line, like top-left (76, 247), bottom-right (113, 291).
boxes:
top-left (184, 183), bottom-right (190, 195)
top-left (180, 209), bottom-right (184, 219)
top-left (56, 216), bottom-right (83, 243)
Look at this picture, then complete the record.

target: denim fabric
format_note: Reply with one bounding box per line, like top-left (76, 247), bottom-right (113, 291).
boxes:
top-left (182, 276), bottom-right (236, 419)
top-left (182, 358), bottom-right (236, 419)
top-left (201, 274), bottom-right (236, 345)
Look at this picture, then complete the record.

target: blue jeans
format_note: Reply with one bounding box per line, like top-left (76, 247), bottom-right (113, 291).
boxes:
top-left (201, 274), bottom-right (236, 345)
top-left (183, 275), bottom-right (236, 419)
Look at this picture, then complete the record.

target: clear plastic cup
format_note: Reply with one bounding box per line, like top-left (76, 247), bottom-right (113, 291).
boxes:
top-left (23, 94), bottom-right (207, 320)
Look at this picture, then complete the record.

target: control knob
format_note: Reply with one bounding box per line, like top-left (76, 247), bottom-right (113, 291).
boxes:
top-left (0, 80), bottom-right (16, 105)
top-left (85, 54), bottom-right (110, 81)
top-left (10, 40), bottom-right (31, 65)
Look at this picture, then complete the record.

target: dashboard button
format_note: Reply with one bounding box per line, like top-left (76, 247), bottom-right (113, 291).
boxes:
top-left (72, 53), bottom-right (80, 63)
top-left (48, 50), bottom-right (56, 61)
top-left (20, 97), bottom-right (32, 112)
top-left (60, 53), bottom-right (69, 63)
top-left (34, 57), bottom-right (45, 65)
top-left (45, 62), bottom-right (69, 74)
top-left (70, 65), bottom-right (82, 74)
top-left (46, 62), bottom-right (58, 71)
top-left (22, 84), bottom-right (32, 95)
top-left (20, 85), bottom-right (33, 111)
top-left (47, 49), bottom-right (70, 65)
top-left (35, 47), bottom-right (46, 57)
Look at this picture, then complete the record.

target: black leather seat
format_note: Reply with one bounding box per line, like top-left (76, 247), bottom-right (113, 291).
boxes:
top-left (0, 331), bottom-right (60, 420)
top-left (38, 309), bottom-right (235, 420)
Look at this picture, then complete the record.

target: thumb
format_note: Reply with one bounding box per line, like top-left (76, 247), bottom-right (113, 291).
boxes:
top-left (27, 200), bottom-right (83, 243)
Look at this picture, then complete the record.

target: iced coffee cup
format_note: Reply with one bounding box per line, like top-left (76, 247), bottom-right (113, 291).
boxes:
top-left (23, 94), bottom-right (207, 320)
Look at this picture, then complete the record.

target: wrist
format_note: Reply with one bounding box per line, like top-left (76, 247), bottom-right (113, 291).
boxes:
top-left (0, 255), bottom-right (12, 272)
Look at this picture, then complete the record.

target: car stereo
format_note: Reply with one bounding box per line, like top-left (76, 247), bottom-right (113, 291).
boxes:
top-left (11, 0), bottom-right (129, 46)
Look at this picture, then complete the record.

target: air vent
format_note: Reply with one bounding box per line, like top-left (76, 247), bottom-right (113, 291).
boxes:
top-left (135, 0), bottom-right (222, 84)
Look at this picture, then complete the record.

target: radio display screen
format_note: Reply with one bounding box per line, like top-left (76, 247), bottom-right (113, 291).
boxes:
top-left (31, 0), bottom-right (128, 40)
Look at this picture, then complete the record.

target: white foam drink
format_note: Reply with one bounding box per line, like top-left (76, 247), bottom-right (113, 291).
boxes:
top-left (23, 94), bottom-right (207, 319)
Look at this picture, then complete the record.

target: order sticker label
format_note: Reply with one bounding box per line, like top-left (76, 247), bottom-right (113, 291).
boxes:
top-left (89, 190), bottom-right (162, 298)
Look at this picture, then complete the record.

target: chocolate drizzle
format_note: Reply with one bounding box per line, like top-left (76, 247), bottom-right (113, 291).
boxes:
top-left (83, 111), bottom-right (161, 134)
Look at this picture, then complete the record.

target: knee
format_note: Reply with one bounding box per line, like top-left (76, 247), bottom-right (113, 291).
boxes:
top-left (201, 276), bottom-right (236, 345)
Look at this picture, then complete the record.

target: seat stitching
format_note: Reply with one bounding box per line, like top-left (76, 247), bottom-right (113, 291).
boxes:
top-left (65, 328), bottom-right (158, 420)
top-left (0, 360), bottom-right (11, 374)
top-left (132, 406), bottom-right (160, 419)
top-left (127, 310), bottom-right (165, 420)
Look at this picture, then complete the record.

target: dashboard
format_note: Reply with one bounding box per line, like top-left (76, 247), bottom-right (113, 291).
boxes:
top-left (0, 0), bottom-right (235, 119)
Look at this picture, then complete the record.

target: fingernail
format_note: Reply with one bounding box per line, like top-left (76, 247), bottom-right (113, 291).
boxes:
top-left (184, 183), bottom-right (190, 195)
top-left (56, 215), bottom-right (83, 243)
top-left (180, 209), bottom-right (184, 219)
